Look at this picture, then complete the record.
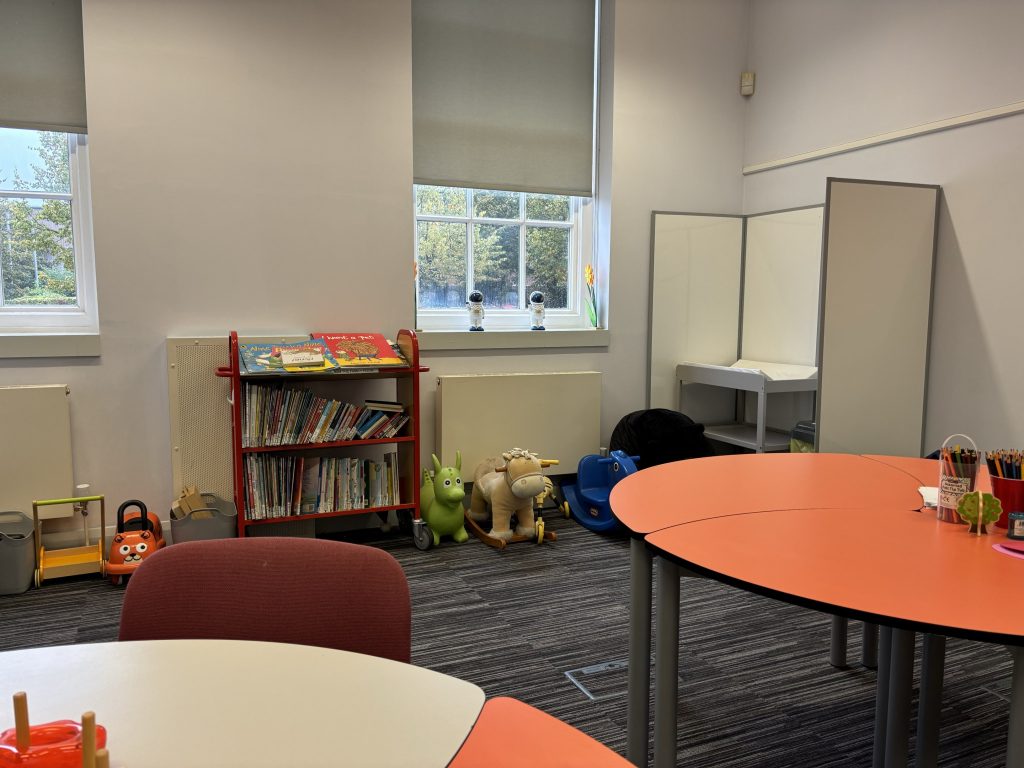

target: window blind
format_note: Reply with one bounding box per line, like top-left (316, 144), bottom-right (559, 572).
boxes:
top-left (0, 0), bottom-right (87, 133)
top-left (412, 0), bottom-right (596, 198)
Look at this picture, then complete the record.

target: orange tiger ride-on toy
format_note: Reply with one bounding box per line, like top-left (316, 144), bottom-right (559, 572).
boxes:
top-left (106, 500), bottom-right (165, 585)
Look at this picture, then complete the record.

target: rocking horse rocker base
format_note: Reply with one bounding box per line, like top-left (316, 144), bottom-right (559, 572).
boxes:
top-left (463, 510), bottom-right (557, 549)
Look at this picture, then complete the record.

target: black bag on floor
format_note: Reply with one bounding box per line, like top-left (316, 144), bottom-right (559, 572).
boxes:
top-left (609, 408), bottom-right (714, 470)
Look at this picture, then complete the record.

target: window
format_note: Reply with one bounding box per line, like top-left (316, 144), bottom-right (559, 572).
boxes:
top-left (0, 127), bottom-right (97, 334)
top-left (411, 0), bottom-right (601, 335)
top-left (415, 185), bottom-right (595, 331)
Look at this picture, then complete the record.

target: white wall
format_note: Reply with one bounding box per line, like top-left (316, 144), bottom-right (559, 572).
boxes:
top-left (423, 0), bottom-right (748, 465)
top-left (742, 0), bottom-right (1024, 452)
top-left (14, 0), bottom-right (1018, 522)
top-left (0, 0), bottom-right (415, 517)
top-left (0, 0), bottom-right (748, 521)
top-left (602, 0), bottom-right (747, 424)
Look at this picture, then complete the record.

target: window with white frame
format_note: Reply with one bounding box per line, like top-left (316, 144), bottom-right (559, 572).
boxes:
top-left (0, 127), bottom-right (97, 333)
top-left (415, 185), bottom-right (595, 331)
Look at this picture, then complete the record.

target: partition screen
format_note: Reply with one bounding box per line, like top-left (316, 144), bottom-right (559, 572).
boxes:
top-left (816, 179), bottom-right (939, 456)
top-left (648, 213), bottom-right (742, 411)
top-left (741, 207), bottom-right (823, 366)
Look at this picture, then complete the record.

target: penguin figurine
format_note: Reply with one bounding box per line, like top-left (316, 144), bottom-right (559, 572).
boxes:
top-left (467, 290), bottom-right (485, 331)
top-left (529, 291), bottom-right (545, 330)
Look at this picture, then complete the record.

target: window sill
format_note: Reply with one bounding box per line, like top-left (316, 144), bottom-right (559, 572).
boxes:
top-left (0, 333), bottom-right (101, 359)
top-left (417, 328), bottom-right (609, 351)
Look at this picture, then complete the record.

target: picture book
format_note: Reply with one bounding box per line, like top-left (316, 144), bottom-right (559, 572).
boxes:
top-left (238, 343), bottom-right (285, 375)
top-left (239, 340), bottom-right (338, 374)
top-left (300, 457), bottom-right (322, 514)
top-left (271, 340), bottom-right (338, 372)
top-left (310, 332), bottom-right (407, 368)
top-left (364, 399), bottom-right (405, 412)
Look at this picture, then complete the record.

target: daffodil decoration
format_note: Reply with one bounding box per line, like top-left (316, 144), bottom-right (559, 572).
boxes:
top-left (584, 264), bottom-right (598, 328)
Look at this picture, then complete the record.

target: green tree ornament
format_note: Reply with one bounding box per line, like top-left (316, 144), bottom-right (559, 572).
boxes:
top-left (956, 491), bottom-right (1002, 534)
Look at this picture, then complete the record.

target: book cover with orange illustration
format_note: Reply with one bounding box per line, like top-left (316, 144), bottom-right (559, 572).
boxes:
top-left (310, 333), bottom-right (408, 368)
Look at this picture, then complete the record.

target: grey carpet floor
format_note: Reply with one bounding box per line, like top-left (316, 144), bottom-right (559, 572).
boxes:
top-left (0, 513), bottom-right (1013, 767)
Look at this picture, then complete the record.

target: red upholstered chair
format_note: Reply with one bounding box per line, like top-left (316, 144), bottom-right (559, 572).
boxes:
top-left (449, 697), bottom-right (632, 768)
top-left (118, 537), bottom-right (411, 663)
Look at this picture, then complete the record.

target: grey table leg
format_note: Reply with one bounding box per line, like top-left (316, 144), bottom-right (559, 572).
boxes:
top-left (915, 634), bottom-right (945, 768)
top-left (831, 615), bottom-right (849, 667)
top-left (872, 625), bottom-right (893, 768)
top-left (884, 628), bottom-right (915, 768)
top-left (653, 557), bottom-right (680, 768)
top-left (1009, 645), bottom-right (1024, 768)
top-left (862, 622), bottom-right (879, 669)
top-left (627, 537), bottom-right (653, 767)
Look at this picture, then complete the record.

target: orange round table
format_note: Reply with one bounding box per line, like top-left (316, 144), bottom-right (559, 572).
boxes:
top-left (610, 453), bottom-right (1020, 768)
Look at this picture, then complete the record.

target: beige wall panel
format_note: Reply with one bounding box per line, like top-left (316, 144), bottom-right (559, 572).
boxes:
top-left (817, 180), bottom-right (938, 456)
top-left (435, 372), bottom-right (601, 477)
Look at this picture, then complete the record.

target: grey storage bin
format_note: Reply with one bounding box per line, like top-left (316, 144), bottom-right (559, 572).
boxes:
top-left (170, 493), bottom-right (237, 544)
top-left (0, 511), bottom-right (35, 595)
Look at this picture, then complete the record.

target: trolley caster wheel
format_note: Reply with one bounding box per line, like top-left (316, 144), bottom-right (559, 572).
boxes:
top-left (536, 517), bottom-right (545, 544)
top-left (562, 500), bottom-right (570, 518)
top-left (110, 575), bottom-right (122, 586)
top-left (412, 522), bottom-right (432, 551)
top-left (33, 568), bottom-right (41, 588)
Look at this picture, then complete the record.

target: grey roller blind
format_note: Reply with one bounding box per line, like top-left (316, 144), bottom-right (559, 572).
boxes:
top-left (0, 0), bottom-right (87, 133)
top-left (412, 0), bottom-right (596, 197)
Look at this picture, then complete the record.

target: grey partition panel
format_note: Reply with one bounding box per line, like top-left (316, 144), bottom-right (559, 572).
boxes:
top-left (816, 179), bottom-right (939, 456)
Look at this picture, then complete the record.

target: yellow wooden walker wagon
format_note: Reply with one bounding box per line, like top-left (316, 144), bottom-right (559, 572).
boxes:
top-left (31, 495), bottom-right (107, 587)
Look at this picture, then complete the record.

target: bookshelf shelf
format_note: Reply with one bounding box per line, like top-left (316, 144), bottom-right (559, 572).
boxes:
top-left (222, 330), bottom-right (428, 540)
top-left (241, 436), bottom-right (417, 455)
top-left (241, 502), bottom-right (419, 528)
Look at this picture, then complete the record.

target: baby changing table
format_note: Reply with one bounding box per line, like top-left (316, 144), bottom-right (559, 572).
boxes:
top-left (676, 359), bottom-right (818, 453)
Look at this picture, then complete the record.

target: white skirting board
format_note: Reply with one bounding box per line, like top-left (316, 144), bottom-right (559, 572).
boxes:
top-left (435, 372), bottom-right (601, 477)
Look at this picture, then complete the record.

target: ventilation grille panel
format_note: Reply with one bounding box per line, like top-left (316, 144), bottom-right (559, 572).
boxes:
top-left (167, 337), bottom-right (233, 501)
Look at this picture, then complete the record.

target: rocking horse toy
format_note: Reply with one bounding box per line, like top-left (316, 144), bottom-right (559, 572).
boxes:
top-left (467, 448), bottom-right (559, 549)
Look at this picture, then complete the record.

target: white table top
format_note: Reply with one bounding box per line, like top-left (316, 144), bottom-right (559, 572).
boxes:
top-left (0, 640), bottom-right (485, 768)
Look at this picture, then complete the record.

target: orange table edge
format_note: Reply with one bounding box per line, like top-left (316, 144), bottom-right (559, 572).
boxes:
top-left (610, 453), bottom-right (1022, 768)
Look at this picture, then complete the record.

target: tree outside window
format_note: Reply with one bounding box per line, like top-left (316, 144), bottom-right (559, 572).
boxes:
top-left (0, 130), bottom-right (78, 307)
top-left (415, 185), bottom-right (591, 330)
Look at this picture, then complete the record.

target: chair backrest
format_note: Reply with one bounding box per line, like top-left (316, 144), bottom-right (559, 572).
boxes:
top-left (118, 537), bottom-right (411, 663)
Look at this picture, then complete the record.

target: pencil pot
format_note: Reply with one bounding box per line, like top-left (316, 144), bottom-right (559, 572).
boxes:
top-left (989, 476), bottom-right (1024, 529)
top-left (937, 434), bottom-right (979, 524)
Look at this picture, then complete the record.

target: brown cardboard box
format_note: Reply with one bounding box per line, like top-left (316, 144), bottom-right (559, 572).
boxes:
top-left (177, 486), bottom-right (206, 516)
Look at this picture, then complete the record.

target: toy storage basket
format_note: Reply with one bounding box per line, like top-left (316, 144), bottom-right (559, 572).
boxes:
top-left (0, 511), bottom-right (35, 595)
top-left (169, 493), bottom-right (237, 544)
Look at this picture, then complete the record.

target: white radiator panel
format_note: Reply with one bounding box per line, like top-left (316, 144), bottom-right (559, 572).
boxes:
top-left (0, 385), bottom-right (74, 520)
top-left (435, 372), bottom-right (601, 477)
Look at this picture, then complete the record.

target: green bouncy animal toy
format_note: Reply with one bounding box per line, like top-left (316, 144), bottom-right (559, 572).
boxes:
top-left (419, 452), bottom-right (469, 547)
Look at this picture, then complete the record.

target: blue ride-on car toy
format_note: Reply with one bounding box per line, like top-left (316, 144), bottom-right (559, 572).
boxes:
top-left (561, 450), bottom-right (639, 532)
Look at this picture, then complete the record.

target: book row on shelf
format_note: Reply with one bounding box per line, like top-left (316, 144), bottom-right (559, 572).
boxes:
top-left (242, 382), bottom-right (408, 448)
top-left (238, 332), bottom-right (408, 375)
top-left (243, 451), bottom-right (401, 521)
